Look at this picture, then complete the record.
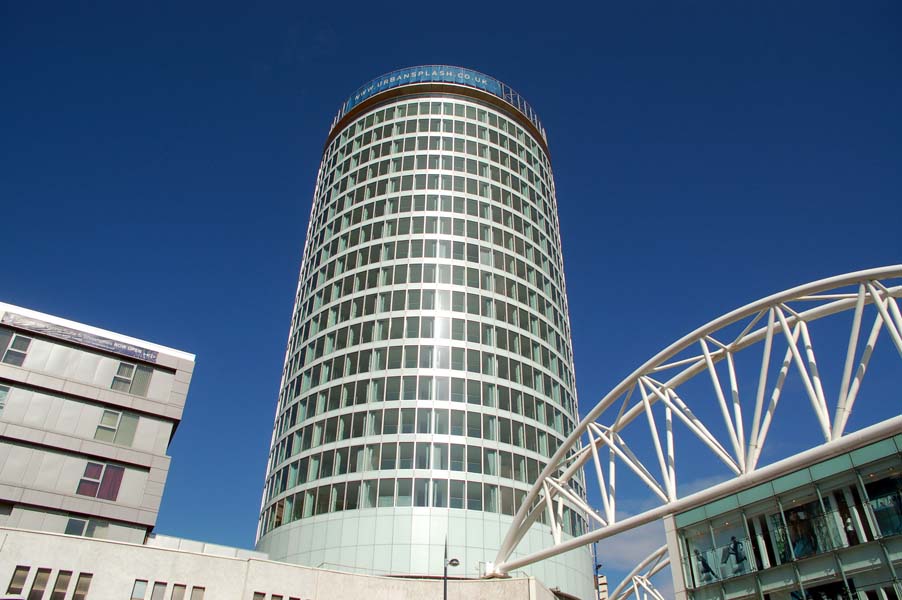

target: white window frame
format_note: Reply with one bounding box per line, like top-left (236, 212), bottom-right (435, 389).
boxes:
top-left (131, 580), bottom-right (148, 600)
top-left (111, 361), bottom-right (152, 396)
top-left (95, 409), bottom-right (122, 440)
top-left (112, 362), bottom-right (138, 391)
top-left (1, 333), bottom-right (32, 366)
top-left (65, 517), bottom-right (89, 536)
top-left (65, 516), bottom-right (110, 538)
top-left (93, 409), bottom-right (138, 445)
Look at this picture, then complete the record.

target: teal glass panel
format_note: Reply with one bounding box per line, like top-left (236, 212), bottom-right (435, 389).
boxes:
top-left (809, 454), bottom-right (852, 481)
top-left (737, 482), bottom-right (775, 506)
top-left (850, 439), bottom-right (897, 466)
top-left (675, 506), bottom-right (707, 528)
top-left (704, 494), bottom-right (739, 519)
top-left (772, 469), bottom-right (812, 493)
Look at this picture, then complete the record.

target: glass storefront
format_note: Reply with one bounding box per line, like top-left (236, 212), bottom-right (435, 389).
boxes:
top-left (674, 436), bottom-right (902, 600)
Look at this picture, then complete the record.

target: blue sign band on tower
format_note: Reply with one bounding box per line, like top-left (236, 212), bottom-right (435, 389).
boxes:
top-left (333, 65), bottom-right (545, 142)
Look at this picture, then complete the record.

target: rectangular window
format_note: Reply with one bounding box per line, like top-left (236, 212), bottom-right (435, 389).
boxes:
top-left (76, 462), bottom-right (125, 501)
top-left (132, 580), bottom-right (148, 600)
top-left (65, 516), bottom-right (109, 538)
top-left (111, 362), bottom-right (153, 396)
top-left (378, 478), bottom-right (394, 507)
top-left (7, 565), bottom-right (29, 594)
top-left (94, 409), bottom-right (139, 446)
top-left (171, 585), bottom-right (187, 600)
top-left (76, 463), bottom-right (103, 497)
top-left (484, 484), bottom-right (499, 513)
top-left (467, 446), bottom-right (482, 473)
top-left (433, 479), bottom-right (448, 507)
top-left (398, 442), bottom-right (414, 469)
top-left (190, 586), bottom-right (205, 600)
top-left (449, 480), bottom-right (465, 509)
top-left (1, 333), bottom-right (32, 366)
top-left (467, 481), bottom-right (483, 511)
top-left (450, 444), bottom-right (465, 471)
top-left (396, 479), bottom-right (412, 507)
top-left (72, 574), bottom-right (93, 600)
top-left (27, 568), bottom-right (50, 600)
top-left (151, 582), bottom-right (167, 600)
top-left (49, 571), bottom-right (72, 600)
top-left (65, 518), bottom-right (87, 536)
top-left (414, 478), bottom-right (429, 506)
top-left (0, 384), bottom-right (8, 415)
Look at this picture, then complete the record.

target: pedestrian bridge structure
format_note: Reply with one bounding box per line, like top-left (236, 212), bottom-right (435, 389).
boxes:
top-left (488, 266), bottom-right (902, 600)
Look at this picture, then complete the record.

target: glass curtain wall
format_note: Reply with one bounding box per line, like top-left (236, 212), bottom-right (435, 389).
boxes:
top-left (255, 70), bottom-right (590, 595)
top-left (675, 439), bottom-right (902, 600)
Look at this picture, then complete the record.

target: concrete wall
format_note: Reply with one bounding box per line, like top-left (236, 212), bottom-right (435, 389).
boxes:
top-left (0, 527), bottom-right (557, 600)
top-left (1, 505), bottom-right (146, 544)
top-left (11, 336), bottom-right (177, 404)
top-left (0, 303), bottom-right (195, 541)
top-left (1, 386), bottom-right (172, 454)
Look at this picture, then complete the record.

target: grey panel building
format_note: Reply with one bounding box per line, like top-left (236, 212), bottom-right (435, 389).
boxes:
top-left (0, 302), bottom-right (194, 544)
top-left (255, 66), bottom-right (594, 597)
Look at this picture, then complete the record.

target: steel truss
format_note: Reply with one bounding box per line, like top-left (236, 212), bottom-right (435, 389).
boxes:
top-left (489, 266), bottom-right (902, 596)
top-left (608, 545), bottom-right (670, 600)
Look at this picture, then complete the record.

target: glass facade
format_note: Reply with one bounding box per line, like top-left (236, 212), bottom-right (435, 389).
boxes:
top-left (255, 67), bottom-right (593, 597)
top-left (673, 434), bottom-right (902, 600)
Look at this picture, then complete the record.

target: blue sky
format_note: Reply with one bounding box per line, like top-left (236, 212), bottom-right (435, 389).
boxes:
top-left (2, 0), bottom-right (900, 590)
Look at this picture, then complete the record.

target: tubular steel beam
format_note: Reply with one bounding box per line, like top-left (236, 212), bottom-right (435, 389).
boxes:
top-left (491, 266), bottom-right (902, 582)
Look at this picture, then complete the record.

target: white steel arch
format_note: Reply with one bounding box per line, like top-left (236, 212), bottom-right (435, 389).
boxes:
top-left (608, 545), bottom-right (670, 600)
top-left (489, 266), bottom-right (902, 588)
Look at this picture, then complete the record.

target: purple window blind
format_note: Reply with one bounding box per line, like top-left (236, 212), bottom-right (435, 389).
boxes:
top-left (84, 463), bottom-right (103, 479)
top-left (97, 465), bottom-right (124, 501)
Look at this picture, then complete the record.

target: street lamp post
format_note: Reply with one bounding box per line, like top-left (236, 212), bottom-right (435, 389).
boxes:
top-left (443, 536), bottom-right (459, 600)
top-left (593, 541), bottom-right (603, 600)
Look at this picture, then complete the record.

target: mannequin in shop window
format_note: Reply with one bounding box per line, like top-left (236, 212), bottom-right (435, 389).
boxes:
top-left (722, 536), bottom-right (747, 573)
top-left (694, 548), bottom-right (718, 582)
top-left (788, 510), bottom-right (816, 558)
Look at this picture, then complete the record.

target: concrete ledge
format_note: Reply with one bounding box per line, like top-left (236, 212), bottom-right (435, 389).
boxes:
top-left (0, 527), bottom-right (557, 600)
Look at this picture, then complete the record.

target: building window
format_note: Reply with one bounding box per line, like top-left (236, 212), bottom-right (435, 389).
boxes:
top-left (72, 573), bottom-right (92, 600)
top-left (76, 462), bottom-right (124, 501)
top-left (0, 384), bottom-right (8, 415)
top-left (27, 568), bottom-right (50, 600)
top-left (65, 516), bottom-right (110, 538)
top-left (151, 582), bottom-right (167, 600)
top-left (111, 362), bottom-right (153, 396)
top-left (131, 580), bottom-right (148, 600)
top-left (189, 587), bottom-right (205, 600)
top-left (1, 333), bottom-right (32, 366)
top-left (49, 571), bottom-right (72, 600)
top-left (94, 409), bottom-right (139, 446)
top-left (64, 518), bottom-right (87, 535)
top-left (170, 585), bottom-right (187, 600)
top-left (865, 470), bottom-right (902, 537)
top-left (6, 565), bottom-right (29, 594)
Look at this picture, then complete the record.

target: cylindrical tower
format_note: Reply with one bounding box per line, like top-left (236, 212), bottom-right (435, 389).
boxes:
top-left (257, 66), bottom-right (593, 598)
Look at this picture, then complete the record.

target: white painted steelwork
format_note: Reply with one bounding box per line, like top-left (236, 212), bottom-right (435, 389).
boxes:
top-left (608, 545), bottom-right (669, 600)
top-left (491, 266), bottom-right (902, 589)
